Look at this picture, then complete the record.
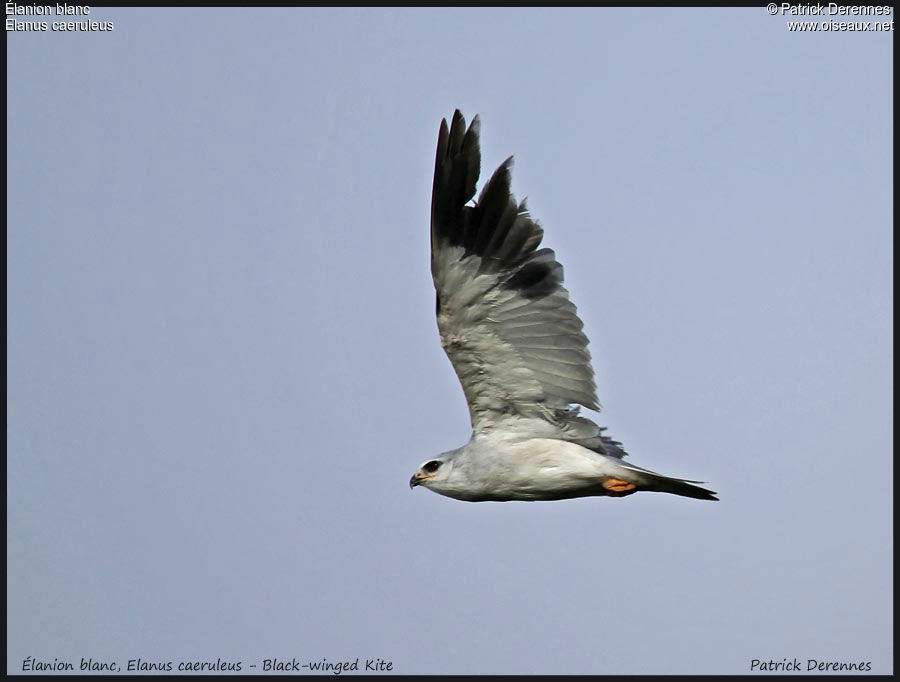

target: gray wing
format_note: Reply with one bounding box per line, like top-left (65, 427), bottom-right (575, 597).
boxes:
top-left (430, 111), bottom-right (606, 436)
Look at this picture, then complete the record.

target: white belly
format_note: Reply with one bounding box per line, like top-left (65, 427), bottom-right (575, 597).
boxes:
top-left (449, 437), bottom-right (623, 502)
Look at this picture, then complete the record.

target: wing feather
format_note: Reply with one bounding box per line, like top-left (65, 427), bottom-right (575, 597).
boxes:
top-left (430, 111), bottom-right (601, 432)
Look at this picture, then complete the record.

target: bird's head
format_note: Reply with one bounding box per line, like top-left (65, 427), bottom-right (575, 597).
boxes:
top-left (409, 457), bottom-right (451, 491)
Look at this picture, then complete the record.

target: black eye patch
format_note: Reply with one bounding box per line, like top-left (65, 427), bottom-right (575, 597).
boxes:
top-left (423, 460), bottom-right (442, 473)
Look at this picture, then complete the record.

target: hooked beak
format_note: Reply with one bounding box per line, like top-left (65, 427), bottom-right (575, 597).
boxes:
top-left (409, 472), bottom-right (435, 489)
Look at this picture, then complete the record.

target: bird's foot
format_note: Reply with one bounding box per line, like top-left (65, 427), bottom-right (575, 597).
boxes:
top-left (602, 478), bottom-right (637, 495)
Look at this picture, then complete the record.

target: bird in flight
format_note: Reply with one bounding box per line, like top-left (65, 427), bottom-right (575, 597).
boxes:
top-left (410, 110), bottom-right (717, 503)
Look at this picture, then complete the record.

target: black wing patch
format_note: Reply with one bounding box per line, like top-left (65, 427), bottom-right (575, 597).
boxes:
top-left (431, 110), bottom-right (563, 301)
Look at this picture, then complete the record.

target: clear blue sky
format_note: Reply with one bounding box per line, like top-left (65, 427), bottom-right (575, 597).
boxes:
top-left (7, 7), bottom-right (893, 675)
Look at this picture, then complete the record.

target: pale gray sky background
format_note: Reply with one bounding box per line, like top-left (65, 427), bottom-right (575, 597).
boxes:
top-left (7, 7), bottom-right (893, 675)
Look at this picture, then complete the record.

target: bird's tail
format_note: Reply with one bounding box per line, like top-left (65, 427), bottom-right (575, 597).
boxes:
top-left (618, 462), bottom-right (719, 501)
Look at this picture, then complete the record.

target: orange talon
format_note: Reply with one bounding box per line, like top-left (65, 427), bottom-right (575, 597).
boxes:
top-left (602, 478), bottom-right (637, 493)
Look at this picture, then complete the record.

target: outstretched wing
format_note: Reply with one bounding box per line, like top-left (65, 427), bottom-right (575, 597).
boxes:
top-left (430, 110), bottom-right (600, 433)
